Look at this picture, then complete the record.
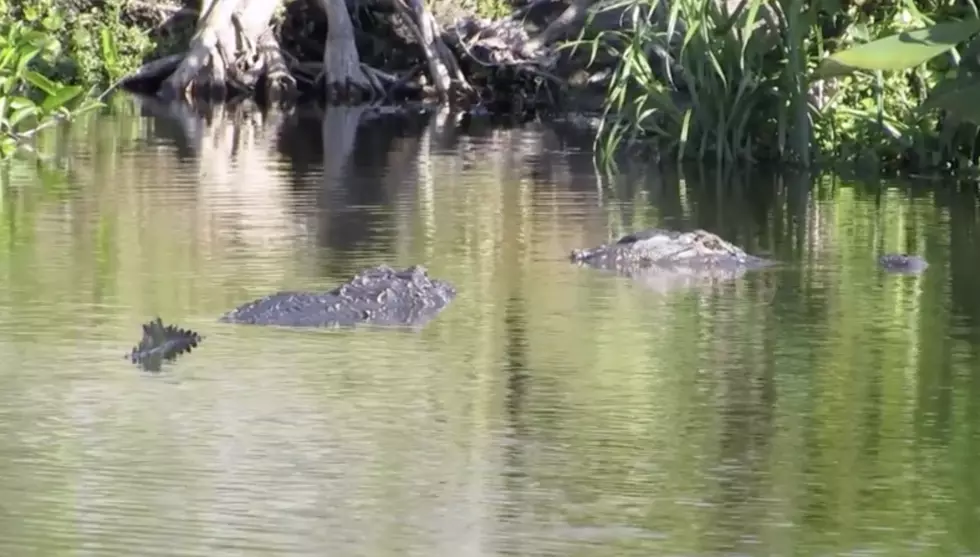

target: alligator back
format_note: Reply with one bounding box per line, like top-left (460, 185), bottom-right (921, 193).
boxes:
top-left (218, 265), bottom-right (457, 328)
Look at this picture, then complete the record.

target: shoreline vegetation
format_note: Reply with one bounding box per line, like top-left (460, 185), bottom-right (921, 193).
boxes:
top-left (4, 0), bottom-right (980, 178)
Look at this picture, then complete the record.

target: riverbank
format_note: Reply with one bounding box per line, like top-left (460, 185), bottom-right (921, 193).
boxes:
top-left (110, 0), bottom-right (623, 117)
top-left (2, 0), bottom-right (624, 130)
top-left (6, 0), bottom-right (980, 176)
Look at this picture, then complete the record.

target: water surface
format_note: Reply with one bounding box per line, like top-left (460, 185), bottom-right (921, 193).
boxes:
top-left (0, 97), bottom-right (978, 556)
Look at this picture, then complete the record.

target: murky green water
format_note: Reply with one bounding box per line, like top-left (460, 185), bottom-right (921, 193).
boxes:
top-left (1, 97), bottom-right (978, 556)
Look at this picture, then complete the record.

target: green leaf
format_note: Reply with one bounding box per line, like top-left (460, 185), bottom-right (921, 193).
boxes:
top-left (23, 70), bottom-right (58, 95)
top-left (919, 74), bottom-right (980, 125)
top-left (0, 46), bottom-right (17, 71)
top-left (72, 99), bottom-right (105, 119)
top-left (811, 18), bottom-right (980, 81)
top-left (15, 46), bottom-right (40, 77)
top-left (7, 95), bottom-right (34, 111)
top-left (100, 28), bottom-right (117, 68)
top-left (41, 85), bottom-right (83, 113)
top-left (0, 136), bottom-right (18, 160)
top-left (19, 30), bottom-right (47, 46)
top-left (8, 104), bottom-right (39, 128)
top-left (41, 14), bottom-right (63, 32)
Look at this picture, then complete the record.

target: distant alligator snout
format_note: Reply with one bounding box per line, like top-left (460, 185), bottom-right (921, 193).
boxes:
top-left (879, 253), bottom-right (928, 274)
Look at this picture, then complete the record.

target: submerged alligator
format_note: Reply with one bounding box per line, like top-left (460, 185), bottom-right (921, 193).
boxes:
top-left (570, 228), bottom-right (929, 289)
top-left (877, 253), bottom-right (929, 274)
top-left (128, 265), bottom-right (456, 371)
top-left (130, 231), bottom-right (927, 371)
top-left (569, 228), bottom-right (775, 292)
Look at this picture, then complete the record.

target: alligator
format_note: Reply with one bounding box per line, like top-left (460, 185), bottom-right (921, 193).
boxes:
top-left (128, 264), bottom-right (456, 372)
top-left (569, 228), bottom-right (775, 291)
top-left (878, 254), bottom-right (929, 274)
top-left (128, 318), bottom-right (203, 372)
top-left (570, 228), bottom-right (929, 289)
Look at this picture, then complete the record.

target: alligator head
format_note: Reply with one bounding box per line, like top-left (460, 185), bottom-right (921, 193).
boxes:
top-left (879, 253), bottom-right (928, 274)
top-left (570, 228), bottom-right (774, 291)
top-left (572, 228), bottom-right (773, 269)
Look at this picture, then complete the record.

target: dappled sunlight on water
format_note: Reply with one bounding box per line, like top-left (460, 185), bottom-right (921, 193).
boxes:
top-left (0, 96), bottom-right (978, 556)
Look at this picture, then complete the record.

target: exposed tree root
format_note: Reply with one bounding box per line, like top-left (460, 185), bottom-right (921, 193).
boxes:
top-left (257, 29), bottom-right (298, 102)
top-left (120, 0), bottom-right (671, 114)
top-left (123, 0), bottom-right (295, 103)
top-left (316, 0), bottom-right (383, 103)
top-left (393, 0), bottom-right (472, 101)
top-left (523, 0), bottom-right (595, 53)
top-left (158, 0), bottom-right (241, 101)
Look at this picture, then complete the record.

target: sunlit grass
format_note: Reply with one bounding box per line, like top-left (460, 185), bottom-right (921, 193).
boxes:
top-left (579, 0), bottom-right (803, 168)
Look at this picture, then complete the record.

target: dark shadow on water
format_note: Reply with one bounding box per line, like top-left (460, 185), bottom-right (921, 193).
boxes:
top-left (266, 105), bottom-right (437, 276)
top-left (270, 106), bottom-right (615, 277)
top-left (496, 294), bottom-right (532, 555)
top-left (597, 162), bottom-right (816, 263)
top-left (131, 95), bottom-right (207, 162)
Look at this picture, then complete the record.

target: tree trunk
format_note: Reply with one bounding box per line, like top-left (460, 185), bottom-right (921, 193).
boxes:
top-left (312, 0), bottom-right (472, 103)
top-left (525, 0), bottom-right (596, 52)
top-left (317, 0), bottom-right (383, 102)
top-left (393, 0), bottom-right (472, 101)
top-left (122, 0), bottom-right (295, 102)
top-left (117, 0), bottom-right (597, 107)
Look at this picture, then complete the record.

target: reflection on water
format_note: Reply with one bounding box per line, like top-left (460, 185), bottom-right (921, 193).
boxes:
top-left (0, 96), bottom-right (978, 556)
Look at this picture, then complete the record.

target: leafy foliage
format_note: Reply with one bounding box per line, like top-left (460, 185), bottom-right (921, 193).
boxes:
top-left (582, 0), bottom-right (980, 173)
top-left (8, 0), bottom-right (155, 86)
top-left (0, 0), bottom-right (162, 162)
top-left (0, 18), bottom-right (103, 160)
top-left (584, 0), bottom-right (807, 167)
top-left (810, 10), bottom-right (980, 173)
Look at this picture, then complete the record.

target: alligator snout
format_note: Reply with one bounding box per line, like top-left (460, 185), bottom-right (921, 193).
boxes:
top-left (879, 254), bottom-right (928, 274)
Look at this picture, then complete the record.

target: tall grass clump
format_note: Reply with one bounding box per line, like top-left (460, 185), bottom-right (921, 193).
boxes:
top-left (583, 0), bottom-right (980, 175)
top-left (588, 0), bottom-right (807, 168)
